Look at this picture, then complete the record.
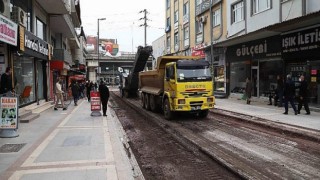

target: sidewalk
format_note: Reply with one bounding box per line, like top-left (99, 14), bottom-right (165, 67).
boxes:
top-left (214, 97), bottom-right (320, 131)
top-left (0, 98), bottom-right (142, 180)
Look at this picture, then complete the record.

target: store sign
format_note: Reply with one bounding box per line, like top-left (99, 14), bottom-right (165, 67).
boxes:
top-left (20, 30), bottom-right (49, 60)
top-left (90, 92), bottom-right (101, 111)
top-left (25, 33), bottom-right (49, 56)
top-left (0, 97), bottom-right (18, 129)
top-left (191, 43), bottom-right (206, 58)
top-left (0, 14), bottom-right (18, 46)
top-left (227, 36), bottom-right (281, 61)
top-left (282, 26), bottom-right (320, 59)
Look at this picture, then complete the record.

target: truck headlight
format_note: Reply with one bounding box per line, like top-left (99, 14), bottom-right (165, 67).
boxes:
top-left (207, 97), bottom-right (214, 103)
top-left (178, 99), bottom-right (186, 104)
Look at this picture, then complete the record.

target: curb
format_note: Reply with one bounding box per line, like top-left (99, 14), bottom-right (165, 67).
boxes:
top-left (211, 108), bottom-right (320, 142)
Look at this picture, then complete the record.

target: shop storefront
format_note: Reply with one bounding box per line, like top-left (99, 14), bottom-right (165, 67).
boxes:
top-left (50, 60), bottom-right (69, 99)
top-left (226, 36), bottom-right (282, 98)
top-left (13, 26), bottom-right (49, 106)
top-left (282, 25), bottom-right (320, 105)
top-left (205, 47), bottom-right (227, 97)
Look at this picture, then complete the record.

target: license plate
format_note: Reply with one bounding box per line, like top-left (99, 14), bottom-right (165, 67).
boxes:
top-left (191, 106), bottom-right (201, 110)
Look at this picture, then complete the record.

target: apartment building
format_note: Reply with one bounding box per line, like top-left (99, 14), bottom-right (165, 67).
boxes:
top-left (165, 0), bottom-right (228, 96)
top-left (165, 0), bottom-right (320, 104)
top-left (0, 0), bottom-right (85, 107)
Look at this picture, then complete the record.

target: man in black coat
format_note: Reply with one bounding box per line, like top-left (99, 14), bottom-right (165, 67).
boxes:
top-left (297, 75), bottom-right (310, 115)
top-left (283, 74), bottom-right (297, 115)
top-left (99, 81), bottom-right (110, 116)
top-left (0, 67), bottom-right (13, 94)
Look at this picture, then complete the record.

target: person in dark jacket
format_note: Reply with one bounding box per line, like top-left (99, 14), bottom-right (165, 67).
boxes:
top-left (283, 74), bottom-right (297, 115)
top-left (86, 81), bottom-right (93, 102)
top-left (70, 80), bottom-right (80, 106)
top-left (0, 67), bottom-right (13, 95)
top-left (297, 75), bottom-right (310, 115)
top-left (99, 81), bottom-right (110, 116)
top-left (245, 77), bottom-right (252, 104)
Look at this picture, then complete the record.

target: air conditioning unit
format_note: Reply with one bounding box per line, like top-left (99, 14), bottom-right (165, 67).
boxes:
top-left (11, 7), bottom-right (27, 27)
top-left (200, 16), bottom-right (207, 23)
top-left (0, 0), bottom-right (10, 18)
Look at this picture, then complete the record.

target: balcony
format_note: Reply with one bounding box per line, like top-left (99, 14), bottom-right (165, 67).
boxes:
top-left (50, 14), bottom-right (76, 38)
top-left (196, 0), bottom-right (221, 16)
top-left (70, 0), bottom-right (81, 28)
top-left (53, 49), bottom-right (73, 65)
top-left (36, 0), bottom-right (70, 14)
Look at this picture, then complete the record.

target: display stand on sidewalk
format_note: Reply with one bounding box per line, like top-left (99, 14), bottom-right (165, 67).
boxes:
top-left (90, 91), bottom-right (101, 116)
top-left (0, 92), bottom-right (19, 138)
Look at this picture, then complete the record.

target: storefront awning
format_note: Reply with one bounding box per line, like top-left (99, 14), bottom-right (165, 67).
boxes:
top-left (50, 60), bottom-right (70, 70)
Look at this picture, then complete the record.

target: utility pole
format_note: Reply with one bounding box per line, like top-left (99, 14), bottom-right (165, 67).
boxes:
top-left (139, 9), bottom-right (148, 47)
top-left (139, 9), bottom-right (149, 70)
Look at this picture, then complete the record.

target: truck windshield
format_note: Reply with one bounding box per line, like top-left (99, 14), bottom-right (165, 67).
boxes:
top-left (177, 66), bottom-right (212, 82)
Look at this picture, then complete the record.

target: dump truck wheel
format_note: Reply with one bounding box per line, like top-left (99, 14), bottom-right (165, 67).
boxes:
top-left (150, 95), bottom-right (158, 112)
top-left (163, 98), bottom-right (173, 120)
top-left (145, 94), bottom-right (151, 110)
top-left (141, 93), bottom-right (146, 109)
top-left (198, 110), bottom-right (209, 118)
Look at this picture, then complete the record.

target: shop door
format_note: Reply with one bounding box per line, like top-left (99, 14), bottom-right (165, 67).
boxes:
top-left (251, 66), bottom-right (259, 97)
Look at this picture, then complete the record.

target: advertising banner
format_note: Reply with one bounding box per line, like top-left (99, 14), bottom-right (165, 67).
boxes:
top-left (90, 91), bottom-right (101, 111)
top-left (0, 14), bottom-right (18, 46)
top-left (0, 97), bottom-right (18, 129)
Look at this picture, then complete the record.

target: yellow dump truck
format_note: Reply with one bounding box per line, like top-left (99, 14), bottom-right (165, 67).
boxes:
top-left (139, 56), bottom-right (215, 120)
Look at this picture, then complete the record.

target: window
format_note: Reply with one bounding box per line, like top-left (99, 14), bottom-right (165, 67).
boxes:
top-left (166, 17), bottom-right (170, 27)
top-left (196, 0), bottom-right (202, 6)
top-left (174, 32), bottom-right (179, 51)
top-left (212, 9), bottom-right (221, 27)
top-left (252, 0), bottom-right (271, 14)
top-left (174, 10), bottom-right (179, 22)
top-left (183, 2), bottom-right (189, 16)
top-left (166, 36), bottom-right (171, 50)
top-left (166, 0), bottom-right (170, 9)
top-left (183, 27), bottom-right (189, 47)
top-left (36, 18), bottom-right (46, 40)
top-left (232, 1), bottom-right (244, 23)
top-left (195, 21), bottom-right (203, 34)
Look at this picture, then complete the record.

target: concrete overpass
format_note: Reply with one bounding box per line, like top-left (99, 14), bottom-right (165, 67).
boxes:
top-left (86, 52), bottom-right (153, 84)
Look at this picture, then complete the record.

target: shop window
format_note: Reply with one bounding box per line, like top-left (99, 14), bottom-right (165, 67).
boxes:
top-left (214, 66), bottom-right (225, 92)
top-left (230, 61), bottom-right (250, 94)
top-left (13, 55), bottom-right (35, 106)
top-left (259, 60), bottom-right (283, 97)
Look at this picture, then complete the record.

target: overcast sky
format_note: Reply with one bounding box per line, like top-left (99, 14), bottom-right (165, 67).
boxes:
top-left (80, 0), bottom-right (165, 52)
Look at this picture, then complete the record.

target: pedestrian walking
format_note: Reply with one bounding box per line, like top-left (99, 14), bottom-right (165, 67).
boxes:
top-left (70, 80), bottom-right (80, 106)
top-left (297, 75), bottom-right (310, 115)
top-left (54, 78), bottom-right (67, 110)
top-left (86, 81), bottom-right (93, 102)
top-left (0, 67), bottom-right (13, 95)
top-left (99, 81), bottom-right (110, 116)
top-left (283, 74), bottom-right (297, 115)
top-left (245, 77), bottom-right (252, 104)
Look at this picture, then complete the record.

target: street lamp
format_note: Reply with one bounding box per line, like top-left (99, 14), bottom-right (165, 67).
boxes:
top-left (97, 18), bottom-right (106, 82)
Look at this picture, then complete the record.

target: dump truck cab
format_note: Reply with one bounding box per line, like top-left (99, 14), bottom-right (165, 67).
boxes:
top-left (162, 59), bottom-right (215, 119)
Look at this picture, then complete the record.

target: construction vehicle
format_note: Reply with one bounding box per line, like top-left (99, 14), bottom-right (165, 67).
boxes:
top-left (119, 46), bottom-right (153, 97)
top-left (139, 56), bottom-right (215, 120)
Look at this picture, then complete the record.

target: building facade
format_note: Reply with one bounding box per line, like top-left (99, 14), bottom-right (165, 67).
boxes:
top-left (164, 0), bottom-right (320, 105)
top-left (0, 0), bottom-right (85, 107)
